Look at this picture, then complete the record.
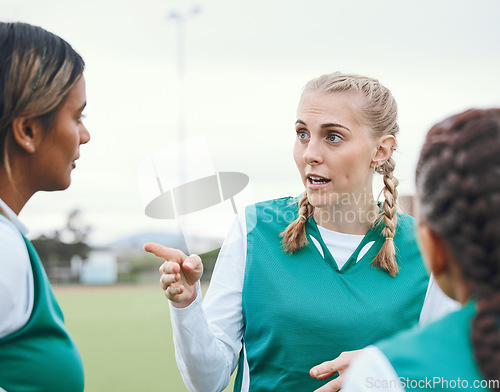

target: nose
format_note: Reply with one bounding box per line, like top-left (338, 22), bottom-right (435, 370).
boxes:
top-left (80, 124), bottom-right (90, 145)
top-left (302, 138), bottom-right (323, 166)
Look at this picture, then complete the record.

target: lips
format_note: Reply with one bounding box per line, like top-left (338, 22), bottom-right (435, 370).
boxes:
top-left (307, 174), bottom-right (331, 184)
top-left (306, 174), bottom-right (331, 189)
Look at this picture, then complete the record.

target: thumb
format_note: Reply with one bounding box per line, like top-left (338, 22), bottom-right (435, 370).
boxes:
top-left (182, 254), bottom-right (203, 283)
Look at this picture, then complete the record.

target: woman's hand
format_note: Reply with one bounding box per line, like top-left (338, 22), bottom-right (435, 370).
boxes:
top-left (144, 242), bottom-right (203, 308)
top-left (310, 349), bottom-right (364, 392)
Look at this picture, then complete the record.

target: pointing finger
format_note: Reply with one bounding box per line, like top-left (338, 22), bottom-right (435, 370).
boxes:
top-left (144, 242), bottom-right (186, 263)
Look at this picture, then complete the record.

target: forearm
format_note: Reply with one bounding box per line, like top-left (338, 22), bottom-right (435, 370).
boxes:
top-left (170, 284), bottom-right (237, 392)
top-left (169, 215), bottom-right (247, 392)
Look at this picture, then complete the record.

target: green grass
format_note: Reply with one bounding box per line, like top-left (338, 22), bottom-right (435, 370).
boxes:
top-left (54, 284), bottom-right (235, 392)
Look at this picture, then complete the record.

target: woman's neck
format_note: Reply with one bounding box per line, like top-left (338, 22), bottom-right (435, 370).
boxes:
top-left (313, 194), bottom-right (378, 235)
top-left (0, 169), bottom-right (32, 215)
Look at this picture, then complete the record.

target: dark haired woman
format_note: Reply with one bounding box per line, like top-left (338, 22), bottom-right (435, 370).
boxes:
top-left (343, 108), bottom-right (500, 392)
top-left (0, 22), bottom-right (89, 391)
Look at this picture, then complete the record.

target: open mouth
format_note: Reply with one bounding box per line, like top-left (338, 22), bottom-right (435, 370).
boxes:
top-left (307, 175), bottom-right (331, 186)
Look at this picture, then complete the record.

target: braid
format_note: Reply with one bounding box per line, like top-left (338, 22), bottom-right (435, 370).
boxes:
top-left (472, 295), bottom-right (500, 389)
top-left (416, 108), bottom-right (500, 389)
top-left (372, 157), bottom-right (399, 277)
top-left (280, 193), bottom-right (314, 253)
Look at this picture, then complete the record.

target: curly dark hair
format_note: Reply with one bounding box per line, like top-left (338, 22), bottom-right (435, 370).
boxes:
top-left (416, 108), bottom-right (500, 390)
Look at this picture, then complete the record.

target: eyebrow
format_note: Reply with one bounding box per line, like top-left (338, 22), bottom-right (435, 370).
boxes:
top-left (295, 119), bottom-right (351, 132)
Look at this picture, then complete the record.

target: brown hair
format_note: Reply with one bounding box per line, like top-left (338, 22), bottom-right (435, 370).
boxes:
top-left (0, 22), bottom-right (84, 178)
top-left (416, 108), bottom-right (500, 389)
top-left (281, 72), bottom-right (400, 277)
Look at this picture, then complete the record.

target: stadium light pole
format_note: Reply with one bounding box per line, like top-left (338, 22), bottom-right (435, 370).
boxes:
top-left (167, 5), bottom-right (202, 141)
top-left (166, 6), bottom-right (202, 223)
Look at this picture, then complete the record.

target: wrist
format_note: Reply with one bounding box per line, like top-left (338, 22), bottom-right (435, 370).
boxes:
top-left (170, 287), bottom-right (198, 309)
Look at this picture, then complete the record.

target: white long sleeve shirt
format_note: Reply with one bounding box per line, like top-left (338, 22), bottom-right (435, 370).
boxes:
top-left (342, 346), bottom-right (404, 392)
top-left (0, 198), bottom-right (33, 392)
top-left (169, 213), bottom-right (460, 392)
top-left (0, 198), bottom-right (33, 340)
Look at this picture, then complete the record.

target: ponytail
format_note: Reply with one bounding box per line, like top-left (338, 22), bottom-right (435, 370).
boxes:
top-left (372, 157), bottom-right (399, 277)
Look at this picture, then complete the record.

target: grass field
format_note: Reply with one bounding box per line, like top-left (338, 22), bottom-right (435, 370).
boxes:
top-left (54, 284), bottom-right (235, 392)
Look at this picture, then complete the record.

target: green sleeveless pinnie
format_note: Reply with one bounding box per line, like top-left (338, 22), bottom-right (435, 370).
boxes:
top-left (378, 302), bottom-right (489, 391)
top-left (233, 197), bottom-right (429, 391)
top-left (0, 233), bottom-right (84, 391)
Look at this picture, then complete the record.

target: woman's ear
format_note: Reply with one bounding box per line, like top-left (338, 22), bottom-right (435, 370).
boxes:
top-left (11, 117), bottom-right (43, 153)
top-left (371, 135), bottom-right (396, 168)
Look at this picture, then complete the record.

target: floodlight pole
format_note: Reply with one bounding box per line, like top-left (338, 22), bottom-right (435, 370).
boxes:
top-left (167, 6), bottom-right (202, 141)
top-left (167, 6), bottom-right (202, 218)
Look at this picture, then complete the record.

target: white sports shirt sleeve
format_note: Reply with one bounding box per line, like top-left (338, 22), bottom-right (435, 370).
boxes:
top-left (169, 213), bottom-right (459, 392)
top-left (0, 198), bottom-right (34, 340)
top-left (342, 346), bottom-right (404, 392)
top-left (169, 214), bottom-right (247, 392)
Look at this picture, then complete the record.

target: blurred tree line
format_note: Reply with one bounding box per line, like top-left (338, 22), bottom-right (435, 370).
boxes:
top-left (31, 208), bottom-right (221, 284)
top-left (31, 209), bottom-right (91, 280)
top-left (116, 247), bottom-right (220, 284)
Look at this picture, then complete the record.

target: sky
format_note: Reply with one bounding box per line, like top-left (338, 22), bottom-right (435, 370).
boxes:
top-left (2, 0), bottom-right (500, 247)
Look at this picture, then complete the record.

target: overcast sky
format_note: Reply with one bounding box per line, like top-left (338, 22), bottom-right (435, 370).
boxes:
top-left (3, 0), bottom-right (500, 246)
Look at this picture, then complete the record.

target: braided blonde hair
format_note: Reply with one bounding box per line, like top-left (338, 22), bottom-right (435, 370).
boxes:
top-left (281, 72), bottom-right (400, 277)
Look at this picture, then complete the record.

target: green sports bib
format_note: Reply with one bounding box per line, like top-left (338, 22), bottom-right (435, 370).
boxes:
top-left (0, 233), bottom-right (84, 391)
top-left (379, 302), bottom-right (488, 391)
top-left (234, 196), bottom-right (428, 391)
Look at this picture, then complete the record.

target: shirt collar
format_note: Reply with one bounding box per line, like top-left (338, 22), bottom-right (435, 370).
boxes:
top-left (0, 197), bottom-right (29, 235)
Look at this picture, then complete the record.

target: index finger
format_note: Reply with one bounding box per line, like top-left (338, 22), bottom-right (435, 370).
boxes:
top-left (310, 360), bottom-right (338, 379)
top-left (144, 242), bottom-right (186, 264)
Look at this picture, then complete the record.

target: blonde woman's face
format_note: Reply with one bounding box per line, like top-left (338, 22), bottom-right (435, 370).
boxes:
top-left (293, 92), bottom-right (378, 209)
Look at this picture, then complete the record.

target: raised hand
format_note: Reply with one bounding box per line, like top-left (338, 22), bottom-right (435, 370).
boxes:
top-left (144, 242), bottom-right (203, 308)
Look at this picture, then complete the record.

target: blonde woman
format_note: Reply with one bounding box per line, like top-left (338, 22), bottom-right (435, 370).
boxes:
top-left (0, 22), bottom-right (89, 391)
top-left (145, 72), bottom-right (456, 392)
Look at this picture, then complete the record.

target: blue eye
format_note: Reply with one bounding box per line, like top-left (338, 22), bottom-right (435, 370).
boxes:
top-left (296, 130), bottom-right (309, 141)
top-left (328, 133), bottom-right (341, 143)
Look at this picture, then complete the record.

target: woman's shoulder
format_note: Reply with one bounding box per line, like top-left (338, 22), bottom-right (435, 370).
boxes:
top-left (0, 214), bottom-right (31, 285)
top-left (0, 214), bottom-right (31, 275)
top-left (0, 214), bottom-right (33, 338)
top-left (378, 303), bottom-right (473, 363)
top-left (252, 195), bottom-right (299, 209)
top-left (0, 214), bottom-right (26, 250)
top-left (395, 211), bottom-right (416, 227)
top-left (245, 196), bottom-right (299, 218)
top-left (243, 196), bottom-right (300, 232)
top-left (393, 212), bottom-right (418, 244)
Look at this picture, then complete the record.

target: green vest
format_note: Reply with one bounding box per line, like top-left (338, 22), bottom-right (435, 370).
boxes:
top-left (235, 197), bottom-right (428, 391)
top-left (379, 302), bottom-right (488, 391)
top-left (0, 233), bottom-right (84, 391)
